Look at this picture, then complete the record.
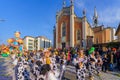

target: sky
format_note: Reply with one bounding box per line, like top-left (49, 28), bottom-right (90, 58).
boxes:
top-left (0, 0), bottom-right (120, 44)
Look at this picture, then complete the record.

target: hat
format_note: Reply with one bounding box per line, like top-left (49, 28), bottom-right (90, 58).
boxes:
top-left (89, 47), bottom-right (95, 54)
top-left (112, 48), bottom-right (116, 51)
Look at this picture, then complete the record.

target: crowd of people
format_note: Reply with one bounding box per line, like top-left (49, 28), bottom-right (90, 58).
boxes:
top-left (0, 46), bottom-right (120, 80)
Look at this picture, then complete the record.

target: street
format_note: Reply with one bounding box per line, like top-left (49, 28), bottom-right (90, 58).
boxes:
top-left (64, 65), bottom-right (120, 80)
top-left (0, 57), bottom-right (120, 80)
top-left (0, 0), bottom-right (120, 80)
top-left (0, 57), bottom-right (13, 80)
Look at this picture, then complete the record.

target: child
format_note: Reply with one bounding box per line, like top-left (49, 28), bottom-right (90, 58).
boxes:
top-left (102, 54), bottom-right (108, 72)
top-left (59, 54), bottom-right (67, 80)
top-left (88, 47), bottom-right (97, 80)
top-left (76, 62), bottom-right (86, 80)
top-left (74, 50), bottom-right (87, 80)
top-left (34, 60), bottom-right (43, 79)
top-left (96, 55), bottom-right (103, 75)
top-left (50, 53), bottom-right (59, 78)
top-left (17, 62), bottom-right (24, 80)
top-left (39, 64), bottom-right (58, 80)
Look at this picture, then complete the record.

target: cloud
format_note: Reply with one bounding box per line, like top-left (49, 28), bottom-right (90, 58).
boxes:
top-left (74, 0), bottom-right (120, 27)
top-left (74, 0), bottom-right (85, 9)
top-left (99, 7), bottom-right (120, 26)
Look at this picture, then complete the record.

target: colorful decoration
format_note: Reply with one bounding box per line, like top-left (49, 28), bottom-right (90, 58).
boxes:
top-left (7, 31), bottom-right (23, 57)
top-left (89, 47), bottom-right (95, 54)
top-left (1, 45), bottom-right (10, 57)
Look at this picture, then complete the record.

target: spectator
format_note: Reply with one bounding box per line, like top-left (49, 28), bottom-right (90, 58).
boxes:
top-left (102, 54), bottom-right (108, 72)
top-left (95, 51), bottom-right (101, 59)
top-left (96, 55), bottom-right (103, 75)
top-left (116, 47), bottom-right (120, 70)
top-left (107, 52), bottom-right (114, 71)
top-left (67, 50), bottom-right (71, 65)
top-left (112, 48), bottom-right (117, 69)
top-left (85, 47), bottom-right (89, 57)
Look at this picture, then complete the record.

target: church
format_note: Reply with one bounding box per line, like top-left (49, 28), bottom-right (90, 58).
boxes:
top-left (53, 0), bottom-right (94, 49)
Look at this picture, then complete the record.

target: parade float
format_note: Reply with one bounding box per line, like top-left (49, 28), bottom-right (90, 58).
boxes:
top-left (4, 31), bottom-right (24, 57)
top-left (1, 44), bottom-right (10, 57)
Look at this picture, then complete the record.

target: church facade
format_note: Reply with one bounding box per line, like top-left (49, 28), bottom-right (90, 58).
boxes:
top-left (53, 1), bottom-right (94, 49)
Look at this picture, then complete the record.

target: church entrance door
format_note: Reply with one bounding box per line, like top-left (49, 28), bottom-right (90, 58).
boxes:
top-left (62, 43), bottom-right (66, 49)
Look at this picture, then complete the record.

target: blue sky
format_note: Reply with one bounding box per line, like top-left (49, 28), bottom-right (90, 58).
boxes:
top-left (0, 0), bottom-right (120, 44)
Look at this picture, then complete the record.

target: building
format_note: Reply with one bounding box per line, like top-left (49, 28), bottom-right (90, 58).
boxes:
top-left (53, 0), bottom-right (94, 49)
top-left (35, 36), bottom-right (52, 50)
top-left (92, 8), bottom-right (116, 44)
top-left (23, 36), bottom-right (35, 50)
top-left (115, 23), bottom-right (120, 42)
top-left (93, 26), bottom-right (116, 44)
top-left (24, 36), bottom-right (52, 51)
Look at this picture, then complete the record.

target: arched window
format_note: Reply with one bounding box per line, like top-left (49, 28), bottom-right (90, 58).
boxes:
top-left (77, 30), bottom-right (80, 40)
top-left (62, 22), bottom-right (66, 37)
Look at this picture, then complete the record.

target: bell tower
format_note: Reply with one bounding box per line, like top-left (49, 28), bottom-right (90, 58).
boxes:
top-left (63, 0), bottom-right (66, 8)
top-left (93, 7), bottom-right (98, 27)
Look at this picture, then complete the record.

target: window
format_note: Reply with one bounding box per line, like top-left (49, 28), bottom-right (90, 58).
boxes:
top-left (94, 19), bottom-right (98, 24)
top-left (29, 39), bottom-right (33, 42)
top-left (28, 46), bottom-right (33, 48)
top-left (28, 46), bottom-right (33, 50)
top-left (62, 22), bottom-right (66, 37)
top-left (28, 43), bottom-right (33, 45)
top-left (77, 30), bottom-right (80, 40)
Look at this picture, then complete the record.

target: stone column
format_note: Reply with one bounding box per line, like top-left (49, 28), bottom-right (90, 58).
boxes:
top-left (70, 5), bottom-right (74, 47)
top-left (82, 16), bottom-right (87, 49)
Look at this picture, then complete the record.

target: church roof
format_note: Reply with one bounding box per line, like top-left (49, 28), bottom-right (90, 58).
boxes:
top-left (115, 23), bottom-right (120, 35)
top-left (62, 7), bottom-right (71, 15)
top-left (92, 25), bottom-right (104, 33)
top-left (56, 6), bottom-right (71, 19)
